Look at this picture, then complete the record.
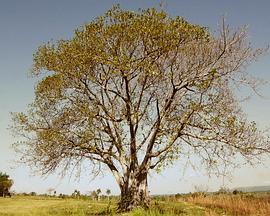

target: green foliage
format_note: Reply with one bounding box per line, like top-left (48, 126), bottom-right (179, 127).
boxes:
top-left (96, 188), bottom-right (101, 195)
top-left (106, 189), bottom-right (111, 196)
top-left (0, 172), bottom-right (13, 197)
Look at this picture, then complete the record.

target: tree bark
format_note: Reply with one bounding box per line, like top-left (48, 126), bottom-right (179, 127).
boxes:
top-left (117, 173), bottom-right (150, 211)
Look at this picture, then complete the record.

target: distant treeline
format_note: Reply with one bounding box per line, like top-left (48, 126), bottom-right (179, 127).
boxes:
top-left (13, 191), bottom-right (119, 201)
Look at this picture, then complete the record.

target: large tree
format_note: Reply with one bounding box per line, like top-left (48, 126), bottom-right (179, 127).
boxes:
top-left (12, 6), bottom-right (269, 211)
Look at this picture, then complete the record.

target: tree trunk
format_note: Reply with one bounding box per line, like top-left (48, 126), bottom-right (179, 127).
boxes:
top-left (118, 173), bottom-right (150, 212)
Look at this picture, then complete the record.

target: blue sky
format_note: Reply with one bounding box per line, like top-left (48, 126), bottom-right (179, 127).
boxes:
top-left (0, 0), bottom-right (270, 195)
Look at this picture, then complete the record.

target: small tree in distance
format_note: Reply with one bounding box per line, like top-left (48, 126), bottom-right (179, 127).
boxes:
top-left (90, 190), bottom-right (98, 200)
top-left (30, 191), bottom-right (37, 196)
top-left (47, 188), bottom-right (54, 196)
top-left (96, 188), bottom-right (101, 200)
top-left (72, 189), bottom-right (80, 198)
top-left (12, 5), bottom-right (270, 211)
top-left (0, 172), bottom-right (13, 197)
top-left (106, 189), bottom-right (111, 200)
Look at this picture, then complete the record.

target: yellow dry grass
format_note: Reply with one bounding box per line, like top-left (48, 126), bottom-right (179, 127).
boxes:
top-left (181, 193), bottom-right (270, 216)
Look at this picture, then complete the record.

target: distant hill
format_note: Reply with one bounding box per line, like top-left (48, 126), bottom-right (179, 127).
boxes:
top-left (234, 185), bottom-right (270, 192)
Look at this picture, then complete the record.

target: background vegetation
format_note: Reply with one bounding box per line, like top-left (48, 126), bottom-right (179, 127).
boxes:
top-left (1, 189), bottom-right (269, 215)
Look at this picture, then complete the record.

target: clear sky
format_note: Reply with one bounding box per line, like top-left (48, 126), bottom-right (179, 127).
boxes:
top-left (0, 0), bottom-right (270, 195)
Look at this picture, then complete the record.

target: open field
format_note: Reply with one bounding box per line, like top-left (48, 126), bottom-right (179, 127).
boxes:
top-left (0, 196), bottom-right (214, 216)
top-left (0, 196), bottom-right (108, 216)
top-left (177, 192), bottom-right (270, 216)
top-left (0, 193), bottom-right (270, 215)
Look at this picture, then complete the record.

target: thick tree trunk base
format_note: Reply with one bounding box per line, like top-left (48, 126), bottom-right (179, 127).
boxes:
top-left (117, 176), bottom-right (150, 212)
top-left (118, 192), bottom-right (150, 212)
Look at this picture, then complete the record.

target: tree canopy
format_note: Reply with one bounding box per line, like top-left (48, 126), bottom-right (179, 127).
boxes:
top-left (12, 6), bottom-right (269, 211)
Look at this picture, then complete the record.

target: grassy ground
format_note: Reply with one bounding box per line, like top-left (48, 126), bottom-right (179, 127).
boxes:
top-left (2, 194), bottom-right (268, 215)
top-left (0, 196), bottom-right (211, 216)
top-left (178, 192), bottom-right (270, 216)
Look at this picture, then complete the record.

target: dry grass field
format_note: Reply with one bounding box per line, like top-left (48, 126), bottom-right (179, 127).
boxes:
top-left (178, 192), bottom-right (270, 216)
